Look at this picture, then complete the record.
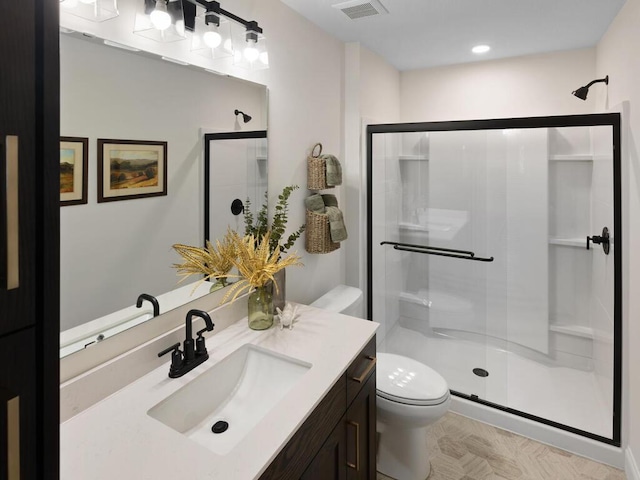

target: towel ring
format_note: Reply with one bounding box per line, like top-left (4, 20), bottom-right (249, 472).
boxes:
top-left (311, 142), bottom-right (322, 158)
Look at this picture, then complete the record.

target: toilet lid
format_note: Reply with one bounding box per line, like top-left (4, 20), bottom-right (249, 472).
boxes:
top-left (376, 353), bottom-right (449, 406)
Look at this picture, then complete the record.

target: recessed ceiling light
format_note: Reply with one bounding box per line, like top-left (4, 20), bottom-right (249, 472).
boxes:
top-left (472, 45), bottom-right (491, 54)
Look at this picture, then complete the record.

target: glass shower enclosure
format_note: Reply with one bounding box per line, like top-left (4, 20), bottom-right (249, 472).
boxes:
top-left (367, 114), bottom-right (621, 445)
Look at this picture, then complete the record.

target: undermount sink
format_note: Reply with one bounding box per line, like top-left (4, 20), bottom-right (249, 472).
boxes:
top-left (147, 343), bottom-right (311, 455)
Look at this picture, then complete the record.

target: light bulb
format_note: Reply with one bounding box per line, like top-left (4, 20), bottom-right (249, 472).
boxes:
top-left (203, 31), bottom-right (222, 48)
top-left (150, 2), bottom-right (171, 31)
top-left (244, 46), bottom-right (259, 62)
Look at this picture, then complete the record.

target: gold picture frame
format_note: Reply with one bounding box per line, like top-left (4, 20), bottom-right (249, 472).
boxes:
top-left (97, 139), bottom-right (168, 203)
top-left (60, 136), bottom-right (88, 206)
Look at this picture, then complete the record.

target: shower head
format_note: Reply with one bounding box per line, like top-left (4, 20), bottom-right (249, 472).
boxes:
top-left (572, 75), bottom-right (609, 101)
top-left (234, 109), bottom-right (252, 123)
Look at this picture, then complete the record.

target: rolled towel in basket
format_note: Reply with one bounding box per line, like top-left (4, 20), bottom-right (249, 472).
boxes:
top-left (325, 206), bottom-right (348, 242)
top-left (304, 193), bottom-right (325, 213)
top-left (322, 154), bottom-right (342, 186)
top-left (321, 194), bottom-right (338, 207)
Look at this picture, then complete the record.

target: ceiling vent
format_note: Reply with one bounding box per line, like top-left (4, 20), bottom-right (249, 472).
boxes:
top-left (332, 0), bottom-right (389, 20)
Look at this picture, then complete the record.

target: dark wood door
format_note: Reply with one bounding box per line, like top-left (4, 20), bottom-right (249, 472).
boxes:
top-left (346, 372), bottom-right (377, 480)
top-left (0, 0), bottom-right (60, 479)
top-left (301, 414), bottom-right (347, 480)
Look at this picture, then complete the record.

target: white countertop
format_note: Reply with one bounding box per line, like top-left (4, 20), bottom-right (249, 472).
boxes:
top-left (60, 304), bottom-right (378, 480)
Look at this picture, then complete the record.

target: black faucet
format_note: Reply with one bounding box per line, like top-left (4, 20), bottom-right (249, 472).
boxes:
top-left (158, 309), bottom-right (215, 378)
top-left (136, 293), bottom-right (160, 317)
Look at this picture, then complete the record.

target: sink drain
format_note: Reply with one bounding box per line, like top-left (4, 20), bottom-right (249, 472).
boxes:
top-left (211, 420), bottom-right (229, 434)
top-left (473, 368), bottom-right (489, 377)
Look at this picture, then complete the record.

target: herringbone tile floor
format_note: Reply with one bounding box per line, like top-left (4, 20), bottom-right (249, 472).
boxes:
top-left (377, 412), bottom-right (626, 480)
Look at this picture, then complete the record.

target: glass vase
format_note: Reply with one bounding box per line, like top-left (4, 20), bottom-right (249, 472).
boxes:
top-left (209, 277), bottom-right (228, 293)
top-left (272, 268), bottom-right (286, 312)
top-left (248, 285), bottom-right (274, 330)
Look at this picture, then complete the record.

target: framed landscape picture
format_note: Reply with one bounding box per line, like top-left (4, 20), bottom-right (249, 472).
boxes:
top-left (97, 139), bottom-right (167, 203)
top-left (60, 136), bottom-right (88, 206)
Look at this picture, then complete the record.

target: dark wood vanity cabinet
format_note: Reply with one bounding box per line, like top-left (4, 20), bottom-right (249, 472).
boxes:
top-left (260, 335), bottom-right (377, 480)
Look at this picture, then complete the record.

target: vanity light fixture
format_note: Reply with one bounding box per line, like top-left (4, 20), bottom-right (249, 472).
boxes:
top-left (191, 1), bottom-right (234, 60)
top-left (134, 0), bottom-right (268, 70)
top-left (234, 109), bottom-right (252, 123)
top-left (59, 0), bottom-right (119, 22)
top-left (572, 75), bottom-right (609, 100)
top-left (232, 19), bottom-right (269, 70)
top-left (134, 0), bottom-right (187, 43)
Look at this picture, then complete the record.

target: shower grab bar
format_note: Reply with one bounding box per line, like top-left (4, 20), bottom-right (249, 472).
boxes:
top-left (380, 241), bottom-right (494, 262)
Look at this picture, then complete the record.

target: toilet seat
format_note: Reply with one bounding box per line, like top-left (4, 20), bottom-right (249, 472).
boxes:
top-left (376, 353), bottom-right (449, 406)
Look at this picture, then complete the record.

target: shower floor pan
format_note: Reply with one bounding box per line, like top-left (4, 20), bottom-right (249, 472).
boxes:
top-left (383, 323), bottom-right (612, 439)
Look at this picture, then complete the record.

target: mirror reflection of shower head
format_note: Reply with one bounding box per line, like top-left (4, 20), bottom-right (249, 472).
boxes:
top-left (572, 75), bottom-right (609, 100)
top-left (234, 109), bottom-right (252, 123)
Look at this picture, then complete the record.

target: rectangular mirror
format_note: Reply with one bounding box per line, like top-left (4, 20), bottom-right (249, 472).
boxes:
top-left (59, 32), bottom-right (267, 357)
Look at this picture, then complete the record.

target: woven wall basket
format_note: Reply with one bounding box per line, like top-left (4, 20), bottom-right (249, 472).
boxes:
top-left (305, 209), bottom-right (340, 254)
top-left (307, 142), bottom-right (334, 191)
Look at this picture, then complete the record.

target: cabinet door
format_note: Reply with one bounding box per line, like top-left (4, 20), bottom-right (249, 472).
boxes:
top-left (346, 372), bottom-right (376, 480)
top-left (0, 329), bottom-right (36, 480)
top-left (0, 0), bottom-right (37, 336)
top-left (301, 415), bottom-right (347, 480)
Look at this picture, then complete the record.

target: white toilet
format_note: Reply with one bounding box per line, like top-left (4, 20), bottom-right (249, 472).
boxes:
top-left (311, 285), bottom-right (451, 480)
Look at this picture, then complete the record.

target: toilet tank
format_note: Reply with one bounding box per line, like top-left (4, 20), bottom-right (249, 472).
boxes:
top-left (310, 285), bottom-right (363, 318)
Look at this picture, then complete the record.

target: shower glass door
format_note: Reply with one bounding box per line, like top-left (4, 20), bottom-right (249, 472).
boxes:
top-left (367, 114), bottom-right (621, 445)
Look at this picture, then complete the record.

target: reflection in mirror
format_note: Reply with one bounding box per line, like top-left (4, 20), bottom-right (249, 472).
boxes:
top-left (204, 131), bottom-right (268, 246)
top-left (59, 32), bottom-right (267, 358)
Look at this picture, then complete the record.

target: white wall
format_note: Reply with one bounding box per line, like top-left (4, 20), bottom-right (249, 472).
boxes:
top-left (596, 0), bottom-right (640, 476)
top-left (344, 43), bottom-right (401, 315)
top-left (60, 35), bottom-right (265, 331)
top-left (400, 48), bottom-right (596, 122)
top-left (249, 0), bottom-right (345, 305)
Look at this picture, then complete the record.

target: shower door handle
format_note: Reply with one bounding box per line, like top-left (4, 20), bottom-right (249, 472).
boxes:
top-left (587, 227), bottom-right (610, 255)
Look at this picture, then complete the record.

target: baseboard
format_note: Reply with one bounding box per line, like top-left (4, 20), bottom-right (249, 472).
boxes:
top-left (627, 447), bottom-right (640, 480)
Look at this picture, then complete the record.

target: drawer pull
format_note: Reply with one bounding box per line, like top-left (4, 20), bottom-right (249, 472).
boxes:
top-left (3, 135), bottom-right (19, 290)
top-left (351, 355), bottom-right (376, 384)
top-left (346, 420), bottom-right (360, 471)
top-left (7, 394), bottom-right (20, 480)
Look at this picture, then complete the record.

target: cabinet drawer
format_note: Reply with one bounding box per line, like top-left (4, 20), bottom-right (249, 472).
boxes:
top-left (346, 335), bottom-right (376, 406)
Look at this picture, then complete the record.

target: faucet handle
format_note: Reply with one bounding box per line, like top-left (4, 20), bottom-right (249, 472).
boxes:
top-left (158, 342), bottom-right (183, 377)
top-left (158, 342), bottom-right (181, 358)
top-left (195, 328), bottom-right (209, 357)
